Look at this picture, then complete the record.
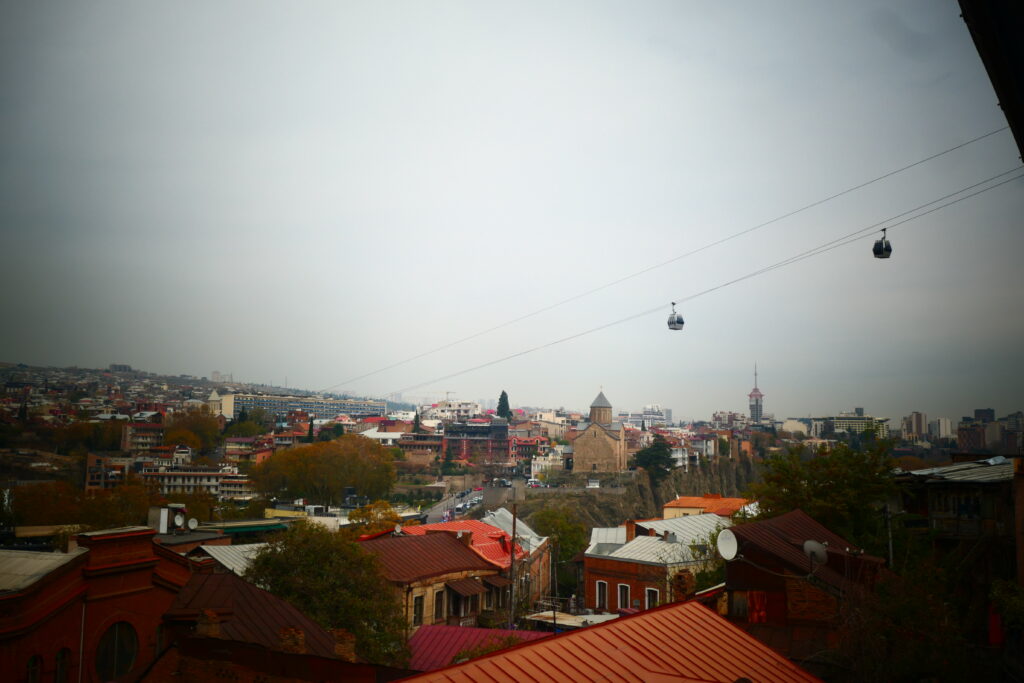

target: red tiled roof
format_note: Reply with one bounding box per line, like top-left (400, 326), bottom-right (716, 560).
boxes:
top-left (728, 510), bottom-right (883, 593)
top-left (408, 626), bottom-right (549, 672)
top-left (399, 600), bottom-right (820, 682)
top-left (359, 532), bottom-right (497, 583)
top-left (399, 522), bottom-right (526, 568)
top-left (163, 572), bottom-right (336, 657)
top-left (663, 493), bottom-right (750, 516)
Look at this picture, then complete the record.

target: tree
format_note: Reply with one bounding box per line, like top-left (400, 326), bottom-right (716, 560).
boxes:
top-left (244, 522), bottom-right (408, 666)
top-left (496, 391), bottom-right (512, 420)
top-left (224, 420), bottom-right (264, 438)
top-left (633, 434), bottom-right (674, 488)
top-left (250, 435), bottom-right (396, 504)
top-left (164, 407), bottom-right (221, 453)
top-left (745, 442), bottom-right (896, 551)
top-left (412, 412), bottom-right (421, 434)
top-left (530, 504), bottom-right (587, 597)
top-left (346, 500), bottom-right (407, 536)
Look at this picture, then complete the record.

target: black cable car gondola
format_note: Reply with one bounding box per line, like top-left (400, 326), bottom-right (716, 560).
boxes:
top-left (873, 228), bottom-right (892, 259)
top-left (667, 302), bottom-right (685, 331)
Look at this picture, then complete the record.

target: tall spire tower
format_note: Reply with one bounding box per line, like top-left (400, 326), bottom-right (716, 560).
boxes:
top-left (748, 363), bottom-right (764, 425)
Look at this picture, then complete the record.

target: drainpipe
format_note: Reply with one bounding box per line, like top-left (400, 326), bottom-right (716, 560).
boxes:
top-left (78, 600), bottom-right (86, 683)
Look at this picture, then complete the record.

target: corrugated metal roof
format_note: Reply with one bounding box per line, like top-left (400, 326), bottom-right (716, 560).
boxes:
top-left (400, 600), bottom-right (821, 682)
top-left (408, 625), bottom-right (549, 672)
top-left (200, 543), bottom-right (267, 575)
top-left (164, 572), bottom-right (336, 657)
top-left (899, 457), bottom-right (1012, 484)
top-left (360, 533), bottom-right (498, 583)
top-left (637, 514), bottom-right (731, 542)
top-left (603, 536), bottom-right (697, 565)
top-left (0, 548), bottom-right (88, 593)
top-left (480, 508), bottom-right (548, 554)
top-left (589, 527), bottom-right (627, 545)
top-left (446, 577), bottom-right (488, 597)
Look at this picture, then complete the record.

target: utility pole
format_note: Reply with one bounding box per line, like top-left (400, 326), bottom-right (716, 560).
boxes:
top-left (508, 504), bottom-right (517, 629)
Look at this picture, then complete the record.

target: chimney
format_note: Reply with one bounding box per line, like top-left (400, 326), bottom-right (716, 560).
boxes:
top-left (196, 609), bottom-right (222, 638)
top-left (625, 520), bottom-right (637, 542)
top-left (455, 530), bottom-right (472, 546)
top-left (279, 627), bottom-right (306, 654)
top-left (332, 629), bottom-right (358, 663)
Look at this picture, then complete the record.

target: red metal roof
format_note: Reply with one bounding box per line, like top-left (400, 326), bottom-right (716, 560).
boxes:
top-left (728, 510), bottom-right (883, 593)
top-left (163, 572), bottom-right (336, 658)
top-left (408, 626), bottom-right (549, 672)
top-left (400, 521), bottom-right (526, 568)
top-left (398, 600), bottom-right (821, 682)
top-left (359, 532), bottom-right (497, 583)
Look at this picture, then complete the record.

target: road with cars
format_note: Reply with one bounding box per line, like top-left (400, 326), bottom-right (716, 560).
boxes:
top-left (423, 487), bottom-right (485, 522)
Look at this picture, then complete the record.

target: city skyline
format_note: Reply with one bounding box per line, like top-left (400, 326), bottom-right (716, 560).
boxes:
top-left (1, 2), bottom-right (1021, 424)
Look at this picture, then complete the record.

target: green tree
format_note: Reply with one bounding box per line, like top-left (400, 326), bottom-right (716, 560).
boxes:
top-left (530, 504), bottom-right (587, 597)
top-left (633, 434), bottom-right (674, 488)
top-left (496, 390), bottom-right (512, 420)
top-left (244, 522), bottom-right (408, 666)
top-left (745, 442), bottom-right (896, 551)
top-left (224, 420), bottom-right (264, 438)
top-left (412, 412), bottom-right (421, 434)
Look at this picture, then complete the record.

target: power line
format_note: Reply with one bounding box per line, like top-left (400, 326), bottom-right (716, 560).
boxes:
top-left (387, 168), bottom-right (1023, 396)
top-left (318, 127), bottom-right (1010, 393)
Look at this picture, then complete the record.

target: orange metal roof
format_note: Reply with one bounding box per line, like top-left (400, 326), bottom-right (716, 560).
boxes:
top-left (398, 600), bottom-right (820, 682)
top-left (400, 521), bottom-right (526, 568)
top-left (663, 494), bottom-right (750, 516)
top-left (408, 625), bottom-right (549, 672)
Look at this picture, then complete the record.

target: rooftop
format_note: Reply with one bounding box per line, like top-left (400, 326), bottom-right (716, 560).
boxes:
top-left (399, 600), bottom-right (820, 682)
top-left (360, 532), bottom-right (498, 583)
top-left (408, 626), bottom-right (550, 672)
top-left (663, 493), bottom-right (751, 516)
top-left (0, 548), bottom-right (88, 593)
top-left (399, 521), bottom-right (526, 568)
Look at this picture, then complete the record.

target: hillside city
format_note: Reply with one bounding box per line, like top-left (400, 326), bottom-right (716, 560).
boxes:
top-left (1, 361), bottom-right (1022, 682)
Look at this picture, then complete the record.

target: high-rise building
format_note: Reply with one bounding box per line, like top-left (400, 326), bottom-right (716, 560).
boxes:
top-left (975, 408), bottom-right (995, 423)
top-left (901, 412), bottom-right (927, 440)
top-left (748, 364), bottom-right (764, 425)
top-left (928, 417), bottom-right (952, 440)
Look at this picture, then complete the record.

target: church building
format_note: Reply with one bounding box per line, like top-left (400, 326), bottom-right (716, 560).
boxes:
top-left (572, 391), bottom-right (627, 473)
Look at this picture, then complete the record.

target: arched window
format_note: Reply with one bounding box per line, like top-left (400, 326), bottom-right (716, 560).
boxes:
top-left (26, 654), bottom-right (41, 683)
top-left (96, 621), bottom-right (138, 681)
top-left (55, 648), bottom-right (71, 683)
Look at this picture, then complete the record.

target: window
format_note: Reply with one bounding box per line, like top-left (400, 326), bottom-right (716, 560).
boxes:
top-left (96, 621), bottom-right (138, 681)
top-left (485, 589), bottom-right (493, 610)
top-left (26, 654), bottom-right (41, 683)
top-left (55, 648), bottom-right (71, 683)
top-left (596, 581), bottom-right (607, 610)
top-left (434, 590), bottom-right (445, 622)
top-left (645, 588), bottom-right (659, 610)
top-left (413, 596), bottom-right (424, 626)
top-left (618, 585), bottom-right (630, 611)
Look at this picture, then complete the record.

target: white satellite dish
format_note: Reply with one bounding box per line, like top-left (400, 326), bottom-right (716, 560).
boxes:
top-left (717, 529), bottom-right (739, 561)
top-left (394, 524), bottom-right (402, 535)
top-left (173, 513), bottom-right (185, 528)
top-left (803, 540), bottom-right (828, 567)
top-left (187, 518), bottom-right (199, 531)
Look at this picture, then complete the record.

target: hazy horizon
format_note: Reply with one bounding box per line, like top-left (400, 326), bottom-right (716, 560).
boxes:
top-left (2, 2), bottom-right (1021, 424)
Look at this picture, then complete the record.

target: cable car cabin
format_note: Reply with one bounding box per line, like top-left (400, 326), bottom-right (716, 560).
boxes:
top-left (873, 230), bottom-right (892, 259)
top-left (667, 302), bottom-right (685, 331)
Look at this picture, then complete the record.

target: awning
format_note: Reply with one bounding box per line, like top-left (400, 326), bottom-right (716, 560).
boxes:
top-left (483, 575), bottom-right (512, 588)
top-left (446, 578), bottom-right (488, 597)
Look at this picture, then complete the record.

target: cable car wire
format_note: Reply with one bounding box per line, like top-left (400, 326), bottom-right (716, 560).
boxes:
top-left (318, 126), bottom-right (1009, 393)
top-left (386, 167), bottom-right (1024, 396)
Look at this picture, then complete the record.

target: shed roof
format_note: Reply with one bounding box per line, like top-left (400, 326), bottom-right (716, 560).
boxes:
top-left (360, 532), bottom-right (498, 583)
top-left (400, 600), bottom-right (820, 682)
top-left (479, 508), bottom-right (548, 554)
top-left (636, 513), bottom-right (731, 542)
top-left (408, 625), bottom-right (549, 672)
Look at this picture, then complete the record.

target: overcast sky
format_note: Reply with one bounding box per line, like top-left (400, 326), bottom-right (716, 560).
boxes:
top-left (2, 1), bottom-right (1021, 422)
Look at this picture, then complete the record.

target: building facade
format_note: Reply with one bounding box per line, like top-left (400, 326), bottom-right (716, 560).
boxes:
top-left (210, 391), bottom-right (386, 420)
top-left (571, 392), bottom-right (627, 473)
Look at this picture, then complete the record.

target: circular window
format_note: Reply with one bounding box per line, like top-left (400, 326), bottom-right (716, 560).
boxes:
top-left (96, 621), bottom-right (138, 681)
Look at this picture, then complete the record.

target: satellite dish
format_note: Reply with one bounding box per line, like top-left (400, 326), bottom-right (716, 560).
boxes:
top-left (803, 540), bottom-right (828, 567)
top-left (394, 523), bottom-right (402, 535)
top-left (717, 529), bottom-right (738, 561)
top-left (187, 518), bottom-right (199, 531)
top-left (173, 513), bottom-right (185, 528)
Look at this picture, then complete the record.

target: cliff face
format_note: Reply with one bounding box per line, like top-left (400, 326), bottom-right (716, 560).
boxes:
top-left (518, 457), bottom-right (761, 530)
